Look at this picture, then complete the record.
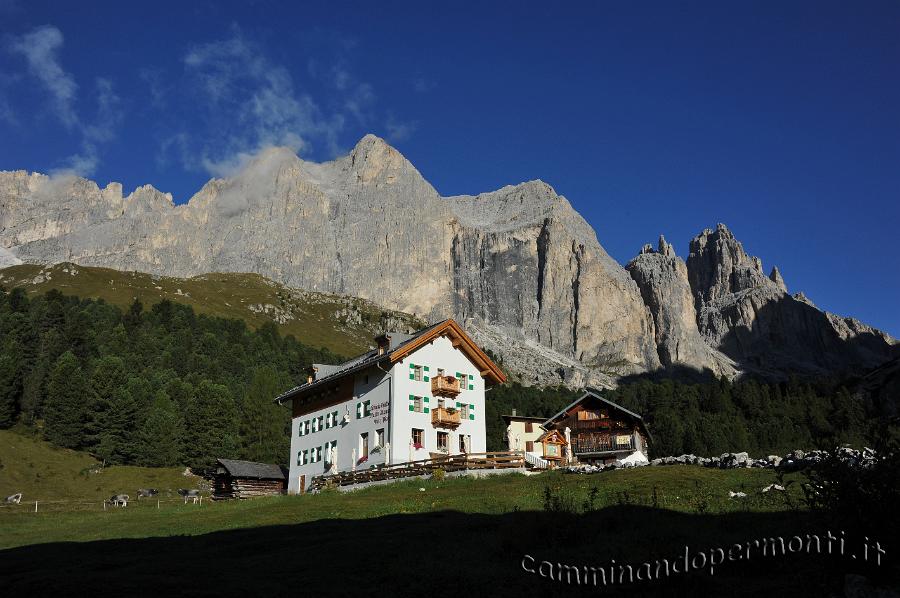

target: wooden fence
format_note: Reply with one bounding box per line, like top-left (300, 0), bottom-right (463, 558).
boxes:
top-left (310, 450), bottom-right (526, 491)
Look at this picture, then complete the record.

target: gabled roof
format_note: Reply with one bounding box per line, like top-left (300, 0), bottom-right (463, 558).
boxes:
top-left (537, 429), bottom-right (567, 444)
top-left (275, 319), bottom-right (505, 404)
top-left (216, 459), bottom-right (287, 480)
top-left (544, 387), bottom-right (652, 441)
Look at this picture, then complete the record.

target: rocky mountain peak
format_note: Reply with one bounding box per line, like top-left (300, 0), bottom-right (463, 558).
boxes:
top-left (687, 222), bottom-right (778, 304)
top-left (1, 146), bottom-right (895, 386)
top-left (769, 266), bottom-right (787, 292)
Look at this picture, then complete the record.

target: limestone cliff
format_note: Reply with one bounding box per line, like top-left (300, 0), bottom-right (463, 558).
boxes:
top-left (1, 136), bottom-right (895, 384)
top-left (0, 135), bottom-right (658, 386)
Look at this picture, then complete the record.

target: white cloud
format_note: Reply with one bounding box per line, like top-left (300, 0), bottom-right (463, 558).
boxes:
top-left (8, 25), bottom-right (78, 128)
top-left (384, 114), bottom-right (417, 143)
top-left (7, 26), bottom-right (123, 176)
top-left (181, 31), bottom-right (351, 176)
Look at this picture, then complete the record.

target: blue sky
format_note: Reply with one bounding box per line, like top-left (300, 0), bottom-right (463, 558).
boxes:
top-left (1, 1), bottom-right (898, 336)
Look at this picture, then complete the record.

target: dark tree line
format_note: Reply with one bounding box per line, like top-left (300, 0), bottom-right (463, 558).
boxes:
top-left (484, 377), bottom-right (876, 457)
top-left (0, 287), bottom-right (341, 468)
top-left (0, 287), bottom-right (881, 467)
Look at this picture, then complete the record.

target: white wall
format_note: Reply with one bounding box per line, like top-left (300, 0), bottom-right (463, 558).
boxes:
top-left (390, 335), bottom-right (486, 465)
top-left (287, 367), bottom-right (391, 493)
top-left (286, 334), bottom-right (489, 493)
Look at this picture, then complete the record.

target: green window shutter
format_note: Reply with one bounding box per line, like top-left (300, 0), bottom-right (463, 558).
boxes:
top-left (424, 397), bottom-right (429, 403)
top-left (409, 404), bottom-right (415, 411)
top-left (424, 366), bottom-right (429, 372)
top-left (469, 404), bottom-right (475, 420)
top-left (410, 373), bottom-right (415, 380)
top-left (424, 407), bottom-right (430, 413)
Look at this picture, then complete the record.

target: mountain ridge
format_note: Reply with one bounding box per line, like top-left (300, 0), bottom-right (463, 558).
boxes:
top-left (1, 134), bottom-right (895, 386)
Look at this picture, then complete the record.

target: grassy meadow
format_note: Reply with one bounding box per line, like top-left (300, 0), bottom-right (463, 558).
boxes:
top-left (3, 429), bottom-right (885, 597)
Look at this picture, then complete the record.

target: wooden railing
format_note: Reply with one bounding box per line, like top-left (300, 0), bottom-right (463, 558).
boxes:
top-left (310, 451), bottom-right (526, 491)
top-left (431, 406), bottom-right (461, 428)
top-left (572, 437), bottom-right (635, 454)
top-left (431, 375), bottom-right (461, 398)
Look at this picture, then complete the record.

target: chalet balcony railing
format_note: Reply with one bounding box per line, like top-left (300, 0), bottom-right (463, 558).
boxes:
top-left (431, 375), bottom-right (461, 398)
top-left (575, 419), bottom-right (612, 430)
top-left (431, 406), bottom-right (461, 429)
top-left (572, 436), bottom-right (635, 454)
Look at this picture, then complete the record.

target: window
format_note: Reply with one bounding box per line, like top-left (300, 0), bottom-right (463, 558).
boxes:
top-left (302, 449), bottom-right (309, 465)
top-left (410, 395), bottom-right (428, 413)
top-left (409, 363), bottom-right (430, 382)
top-left (411, 428), bottom-right (424, 449)
top-left (332, 410), bottom-right (339, 427)
top-left (459, 403), bottom-right (470, 419)
top-left (375, 428), bottom-right (385, 448)
top-left (356, 401), bottom-right (371, 419)
top-left (296, 451), bottom-right (303, 465)
top-left (360, 433), bottom-right (369, 459)
top-left (318, 415), bottom-right (324, 430)
top-left (312, 417), bottom-right (319, 433)
top-left (437, 398), bottom-right (445, 410)
top-left (526, 440), bottom-right (534, 452)
top-left (437, 431), bottom-right (449, 452)
top-left (298, 422), bottom-right (304, 437)
top-left (525, 422), bottom-right (533, 433)
top-left (324, 440), bottom-right (337, 465)
top-left (456, 371), bottom-right (475, 391)
top-left (459, 434), bottom-right (470, 453)
top-left (304, 420), bottom-right (310, 435)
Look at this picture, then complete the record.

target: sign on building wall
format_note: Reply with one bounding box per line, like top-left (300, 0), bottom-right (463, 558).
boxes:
top-left (372, 400), bottom-right (390, 425)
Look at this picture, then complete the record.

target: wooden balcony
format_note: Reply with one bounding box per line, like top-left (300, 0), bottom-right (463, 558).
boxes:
top-left (431, 406), bottom-right (461, 429)
top-left (431, 375), bottom-right (461, 398)
top-left (572, 435), bottom-right (635, 454)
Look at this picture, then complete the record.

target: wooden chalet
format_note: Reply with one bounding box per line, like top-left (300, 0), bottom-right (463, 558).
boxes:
top-left (544, 389), bottom-right (651, 466)
top-left (212, 459), bottom-right (288, 500)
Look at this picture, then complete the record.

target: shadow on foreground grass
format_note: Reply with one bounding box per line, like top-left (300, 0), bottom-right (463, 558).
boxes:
top-left (0, 505), bottom-right (892, 598)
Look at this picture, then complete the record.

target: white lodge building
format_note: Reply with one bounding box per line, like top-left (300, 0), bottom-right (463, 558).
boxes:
top-left (275, 319), bottom-right (506, 493)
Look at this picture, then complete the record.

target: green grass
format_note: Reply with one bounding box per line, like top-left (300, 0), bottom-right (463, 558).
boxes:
top-left (0, 429), bottom-right (199, 509)
top-left (0, 262), bottom-right (425, 356)
top-left (3, 430), bottom-right (881, 596)
top-left (0, 424), bottom-right (806, 550)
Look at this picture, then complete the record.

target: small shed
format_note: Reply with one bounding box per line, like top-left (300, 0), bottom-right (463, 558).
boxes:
top-left (213, 459), bottom-right (288, 500)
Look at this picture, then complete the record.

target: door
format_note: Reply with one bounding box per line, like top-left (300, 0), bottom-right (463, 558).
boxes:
top-left (361, 433), bottom-right (369, 459)
top-left (298, 475), bottom-right (306, 495)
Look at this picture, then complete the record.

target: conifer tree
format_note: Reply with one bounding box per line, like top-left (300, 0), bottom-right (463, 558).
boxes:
top-left (183, 380), bottom-right (239, 469)
top-left (136, 391), bottom-right (185, 466)
top-left (44, 351), bottom-right (89, 448)
top-left (240, 366), bottom-right (292, 463)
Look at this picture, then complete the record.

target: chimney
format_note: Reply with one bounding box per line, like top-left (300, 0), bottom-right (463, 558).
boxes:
top-left (375, 333), bottom-right (390, 355)
top-left (512, 408), bottom-right (517, 417)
